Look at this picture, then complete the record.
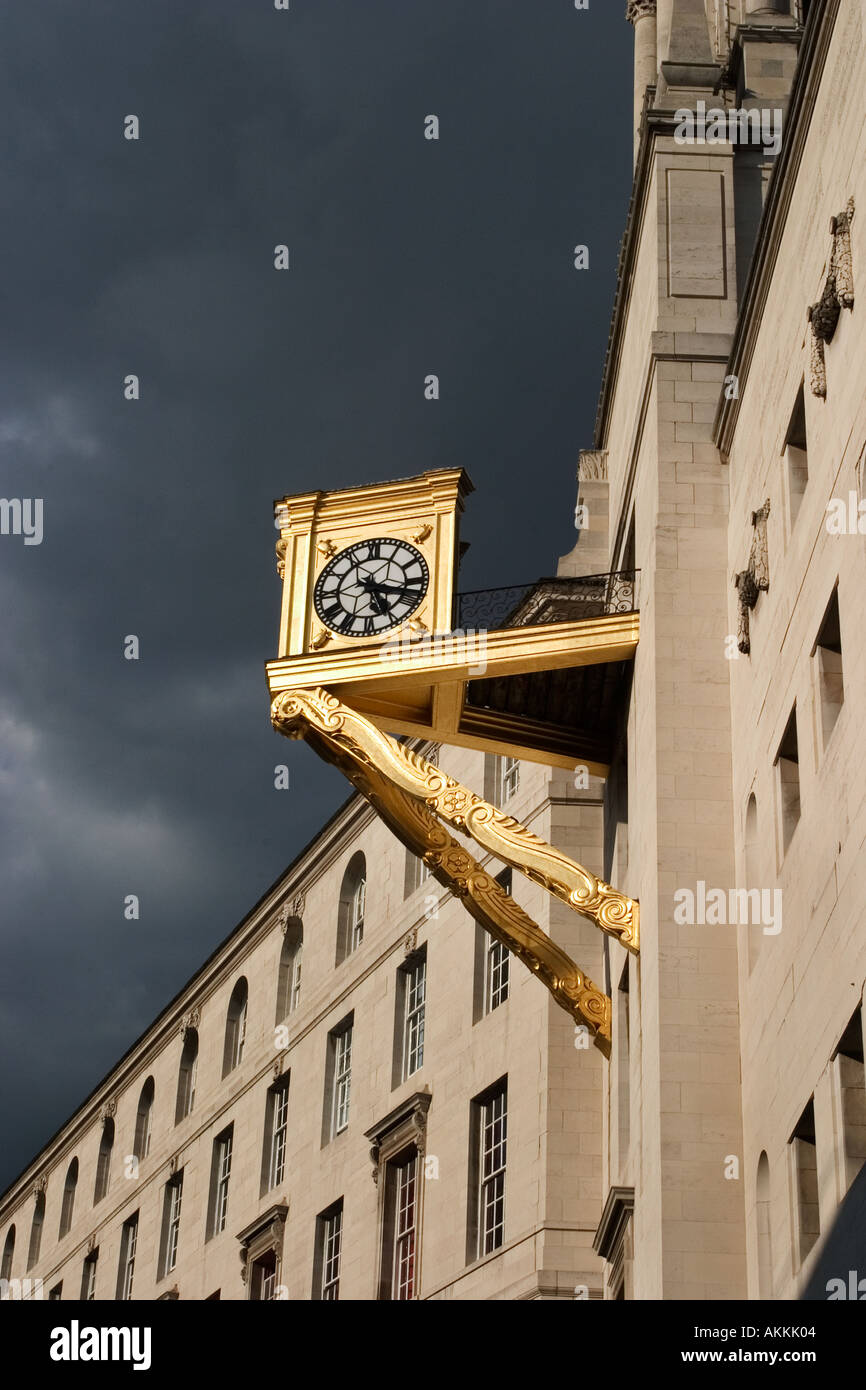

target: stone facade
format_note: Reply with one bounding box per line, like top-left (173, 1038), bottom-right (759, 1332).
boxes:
top-left (2, 0), bottom-right (865, 1304)
top-left (595, 0), bottom-right (866, 1300)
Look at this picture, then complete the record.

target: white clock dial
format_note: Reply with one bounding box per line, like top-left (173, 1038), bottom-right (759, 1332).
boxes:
top-left (313, 537), bottom-right (429, 637)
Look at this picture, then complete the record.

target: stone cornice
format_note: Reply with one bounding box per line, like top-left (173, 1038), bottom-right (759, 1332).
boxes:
top-left (713, 0), bottom-right (838, 456)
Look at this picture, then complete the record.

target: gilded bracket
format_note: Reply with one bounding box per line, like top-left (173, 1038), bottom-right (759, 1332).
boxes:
top-left (271, 686), bottom-right (611, 1052)
top-left (271, 685), bottom-right (639, 954)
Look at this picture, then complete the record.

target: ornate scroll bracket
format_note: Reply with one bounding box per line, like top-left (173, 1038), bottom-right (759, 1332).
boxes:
top-left (271, 685), bottom-right (638, 955)
top-left (270, 685), bottom-right (640, 1054)
top-left (808, 197), bottom-right (855, 397)
top-left (733, 499), bottom-right (770, 656)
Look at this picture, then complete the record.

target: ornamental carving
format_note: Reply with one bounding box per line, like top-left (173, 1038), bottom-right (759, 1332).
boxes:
top-left (403, 928), bottom-right (419, 955)
top-left (98, 1099), bottom-right (117, 1125)
top-left (276, 893), bottom-right (305, 935)
top-left (578, 449), bottom-right (609, 481)
top-left (32, 1175), bottom-right (48, 1198)
top-left (808, 197), bottom-right (855, 397)
top-left (733, 499), bottom-right (770, 655)
top-left (275, 537), bottom-right (287, 579)
top-left (179, 1007), bottom-right (200, 1039)
top-left (626, 0), bottom-right (657, 24)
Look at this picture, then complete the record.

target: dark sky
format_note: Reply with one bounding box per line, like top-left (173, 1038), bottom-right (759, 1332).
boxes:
top-left (0, 0), bottom-right (632, 1192)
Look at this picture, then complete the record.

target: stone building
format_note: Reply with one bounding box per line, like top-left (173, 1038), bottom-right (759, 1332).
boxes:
top-left (0, 746), bottom-right (608, 1301)
top-left (596, 0), bottom-right (866, 1299)
top-left (2, 0), bottom-right (865, 1302)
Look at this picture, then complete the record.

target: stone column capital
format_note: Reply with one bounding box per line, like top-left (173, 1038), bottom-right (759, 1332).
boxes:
top-left (626, 0), bottom-right (657, 24)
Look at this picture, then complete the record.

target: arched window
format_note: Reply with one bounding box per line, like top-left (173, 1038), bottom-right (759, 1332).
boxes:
top-left (223, 978), bottom-right (248, 1077)
top-left (756, 1151), bottom-right (772, 1297)
top-left (59, 1158), bottom-right (78, 1239)
top-left (745, 793), bottom-right (762, 971)
top-left (175, 1029), bottom-right (199, 1123)
top-left (276, 920), bottom-right (303, 1023)
top-left (133, 1077), bottom-right (155, 1160)
top-left (94, 1117), bottom-right (114, 1204)
top-left (27, 1192), bottom-right (45, 1271)
top-left (1, 1226), bottom-right (15, 1282)
top-left (337, 853), bottom-right (366, 964)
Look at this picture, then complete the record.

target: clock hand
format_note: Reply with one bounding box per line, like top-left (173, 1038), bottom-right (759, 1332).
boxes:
top-left (361, 579), bottom-right (419, 599)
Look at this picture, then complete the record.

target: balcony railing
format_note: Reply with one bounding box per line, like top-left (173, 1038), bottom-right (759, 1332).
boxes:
top-left (452, 570), bottom-right (639, 632)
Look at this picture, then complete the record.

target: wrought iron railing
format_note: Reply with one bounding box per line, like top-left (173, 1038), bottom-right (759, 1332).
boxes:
top-left (452, 570), bottom-right (638, 631)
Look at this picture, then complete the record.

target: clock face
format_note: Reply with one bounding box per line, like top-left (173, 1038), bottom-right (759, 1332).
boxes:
top-left (313, 537), bottom-right (430, 637)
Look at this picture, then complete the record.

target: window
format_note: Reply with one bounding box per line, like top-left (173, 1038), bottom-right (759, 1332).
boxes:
top-left (133, 1077), bottom-right (155, 1161)
top-left (336, 853), bottom-right (367, 963)
top-left (744, 793), bottom-right (762, 971)
top-left (80, 1249), bottom-right (98, 1301)
top-left (223, 978), bottom-right (248, 1076)
top-left (160, 1171), bottom-right (183, 1278)
top-left (405, 850), bottom-right (432, 897)
top-left (775, 707), bottom-right (800, 855)
top-left (323, 1015), bottom-right (354, 1142)
top-left (834, 1008), bottom-right (866, 1194)
top-left (250, 1250), bottom-right (277, 1301)
top-left (48, 1282), bottom-right (62, 1301)
top-left (333, 1026), bottom-right (353, 1135)
top-left (784, 382), bottom-right (808, 528)
top-left (175, 1029), bottom-right (198, 1123)
top-left (1, 1226), bottom-right (14, 1282)
top-left (812, 587), bottom-right (843, 750)
top-left (790, 1099), bottom-right (819, 1266)
top-left (263, 1075), bottom-right (291, 1193)
top-left (94, 1117), bottom-right (114, 1204)
top-left (618, 961), bottom-right (630, 1164)
top-left (474, 870), bottom-right (511, 1019)
top-left (468, 1078), bottom-right (507, 1262)
top-left (276, 921), bottom-right (303, 1022)
top-left (27, 1191), bottom-right (44, 1271)
top-left (117, 1212), bottom-right (138, 1300)
top-left (756, 1153), bottom-right (772, 1299)
top-left (400, 953), bottom-right (426, 1082)
top-left (382, 1152), bottom-right (418, 1300)
top-left (314, 1201), bottom-right (343, 1300)
top-left (59, 1158), bottom-right (78, 1239)
top-left (208, 1126), bottom-right (234, 1238)
top-left (500, 755), bottom-right (520, 802)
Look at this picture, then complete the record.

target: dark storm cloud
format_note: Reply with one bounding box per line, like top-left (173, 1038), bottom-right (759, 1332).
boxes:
top-left (0, 0), bottom-right (632, 1189)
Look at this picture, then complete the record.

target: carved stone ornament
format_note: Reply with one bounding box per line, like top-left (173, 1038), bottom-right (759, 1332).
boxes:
top-left (87, 1234), bottom-right (97, 1254)
top-left (626, 0), bottom-right (657, 24)
top-left (98, 1099), bottom-right (117, 1125)
top-left (403, 928), bottom-right (419, 955)
top-left (273, 1053), bottom-right (286, 1079)
top-left (270, 686), bottom-right (628, 1054)
top-left (168, 1155), bottom-right (178, 1177)
top-left (808, 197), bottom-right (855, 397)
top-left (179, 1007), bottom-right (200, 1040)
top-left (734, 499), bottom-right (770, 655)
top-left (578, 449), bottom-right (609, 481)
top-left (277, 894), bottom-right (305, 935)
top-left (33, 1174), bottom-right (48, 1199)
